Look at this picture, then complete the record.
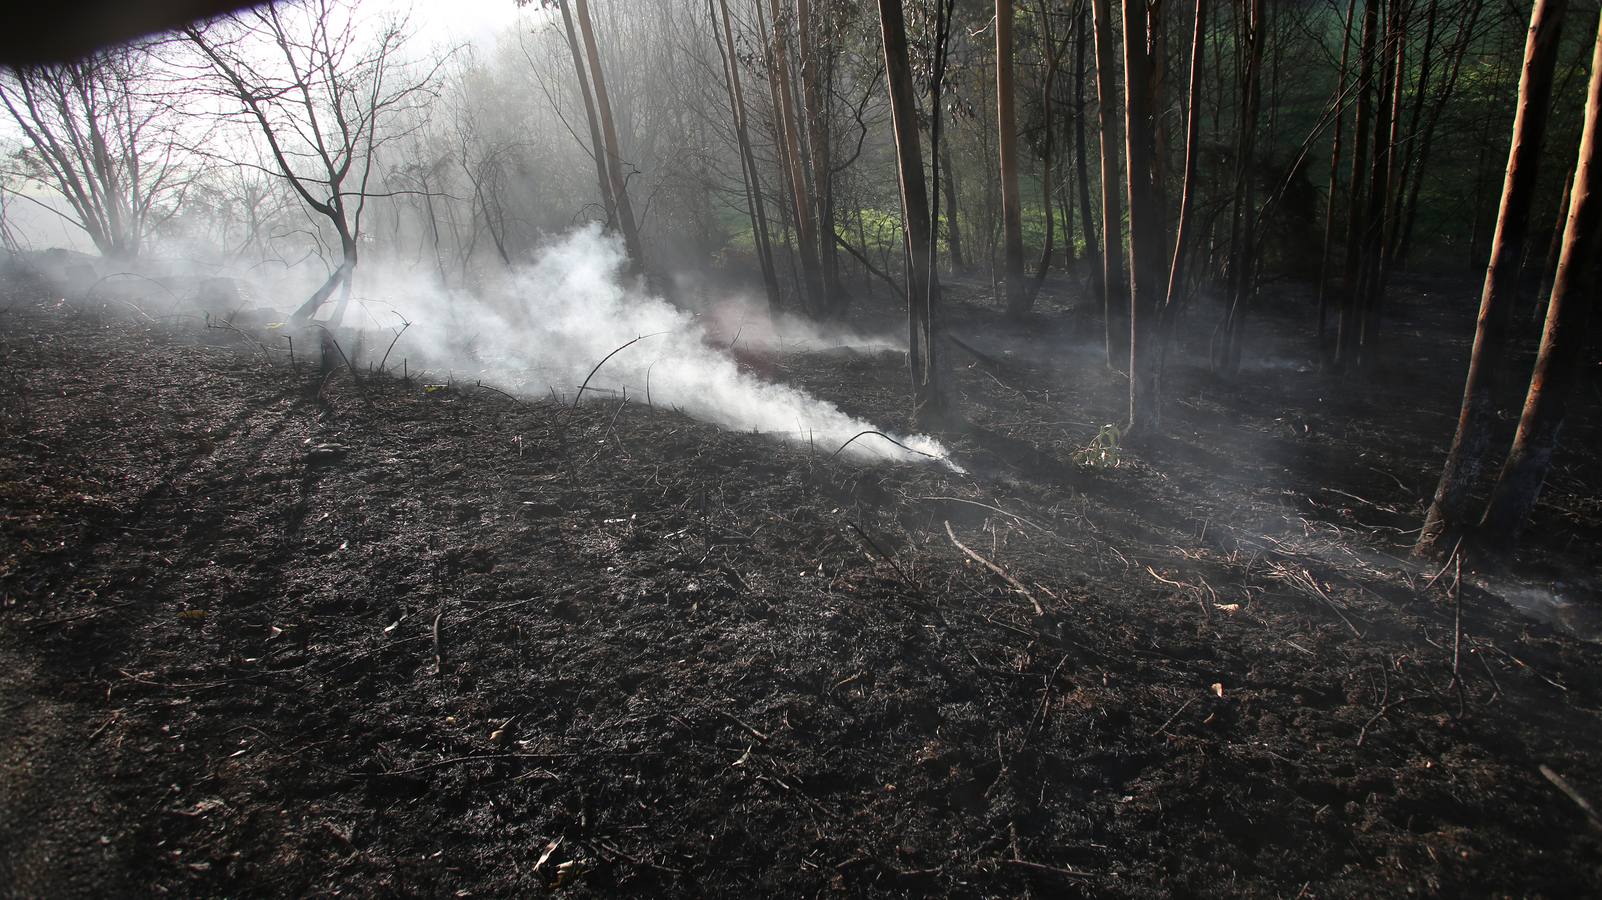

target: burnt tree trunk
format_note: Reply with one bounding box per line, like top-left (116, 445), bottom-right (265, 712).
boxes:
top-left (877, 0), bottom-right (952, 430)
top-left (997, 0), bottom-right (1027, 315)
top-left (1479, 9), bottom-right (1602, 550)
top-left (1074, 2), bottom-right (1101, 300)
top-left (1416, 0), bottom-right (1568, 556)
top-left (1158, 0), bottom-right (1206, 403)
top-left (1123, 0), bottom-right (1163, 433)
top-left (1317, 0), bottom-right (1358, 354)
top-left (1090, 0), bottom-right (1127, 367)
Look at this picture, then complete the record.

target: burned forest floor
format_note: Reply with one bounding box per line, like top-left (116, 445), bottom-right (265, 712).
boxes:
top-left (4, 267), bottom-right (1602, 898)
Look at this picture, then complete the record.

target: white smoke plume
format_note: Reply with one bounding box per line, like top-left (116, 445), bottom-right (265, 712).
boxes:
top-left (359, 226), bottom-right (958, 469)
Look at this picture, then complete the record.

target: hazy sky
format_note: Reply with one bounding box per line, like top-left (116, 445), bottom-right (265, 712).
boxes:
top-left (376, 0), bottom-right (533, 52)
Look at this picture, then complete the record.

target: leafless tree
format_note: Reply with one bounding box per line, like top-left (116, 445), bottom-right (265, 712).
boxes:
top-left (184, 0), bottom-right (442, 322)
top-left (0, 43), bottom-right (191, 259)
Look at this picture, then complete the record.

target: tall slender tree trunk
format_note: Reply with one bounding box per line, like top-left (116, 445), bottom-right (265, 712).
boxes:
top-left (1480, 9), bottom-right (1602, 550)
top-left (796, 0), bottom-right (841, 314)
top-left (1217, 0), bottom-right (1265, 374)
top-left (767, 0), bottom-right (825, 315)
top-left (877, 0), bottom-right (952, 430)
top-left (1416, 0), bottom-right (1568, 556)
top-left (714, 0), bottom-right (781, 313)
top-left (1388, 0), bottom-right (1439, 260)
top-left (1335, 0), bottom-right (1378, 373)
top-left (1090, 0), bottom-right (1126, 367)
top-left (574, 0), bottom-right (644, 275)
top-left (558, 0), bottom-right (616, 229)
top-left (941, 142), bottom-right (966, 270)
top-left (1318, 0), bottom-right (1358, 355)
top-left (1532, 163), bottom-right (1573, 322)
top-left (1073, 4), bottom-right (1102, 300)
top-left (1026, 0), bottom-right (1070, 305)
top-left (1396, 0), bottom-right (1484, 265)
top-left (1123, 0), bottom-right (1163, 434)
top-left (997, 0), bottom-right (1027, 316)
top-left (1158, 0), bottom-right (1206, 401)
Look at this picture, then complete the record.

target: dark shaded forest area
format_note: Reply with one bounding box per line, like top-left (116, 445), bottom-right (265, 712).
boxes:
top-left (3, 0), bottom-right (1602, 896)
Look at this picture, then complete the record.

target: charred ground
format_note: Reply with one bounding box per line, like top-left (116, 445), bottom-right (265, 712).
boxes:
top-left (3, 270), bottom-right (1602, 898)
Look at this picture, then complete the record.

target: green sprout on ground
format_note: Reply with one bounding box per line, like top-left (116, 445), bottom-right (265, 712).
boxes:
top-left (1073, 423), bottom-right (1124, 469)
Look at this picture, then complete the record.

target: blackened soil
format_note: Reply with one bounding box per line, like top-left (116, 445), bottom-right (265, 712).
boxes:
top-left (4, 274), bottom-right (1602, 898)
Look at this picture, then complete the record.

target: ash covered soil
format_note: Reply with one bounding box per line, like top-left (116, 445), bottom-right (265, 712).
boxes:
top-left (4, 273), bottom-right (1602, 898)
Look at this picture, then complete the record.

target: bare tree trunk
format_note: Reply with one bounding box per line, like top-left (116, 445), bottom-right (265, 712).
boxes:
top-left (574, 0), bottom-right (644, 275)
top-left (1396, 0), bottom-right (1484, 265)
top-left (1123, 0), bottom-right (1163, 434)
top-left (1073, 4), bottom-right (1102, 300)
top-left (1335, 0), bottom-right (1377, 373)
top-left (796, 0), bottom-right (841, 314)
top-left (767, 0), bottom-right (825, 315)
top-left (1216, 0), bottom-right (1265, 374)
top-left (1416, 0), bottom-right (1568, 556)
top-left (1532, 161), bottom-right (1573, 323)
top-left (1318, 0), bottom-right (1358, 355)
top-left (877, 0), bottom-right (952, 430)
top-left (941, 142), bottom-right (966, 270)
top-left (1026, 0), bottom-right (1070, 306)
top-left (997, 0), bottom-right (1027, 316)
top-left (1090, 0), bottom-right (1126, 367)
top-left (714, 0), bottom-right (781, 313)
top-left (558, 0), bottom-right (617, 229)
top-left (1479, 9), bottom-right (1602, 550)
top-left (1157, 0), bottom-right (1206, 399)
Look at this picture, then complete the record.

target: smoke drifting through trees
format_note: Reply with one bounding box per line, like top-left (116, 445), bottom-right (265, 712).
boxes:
top-left (1, 0), bottom-right (1600, 551)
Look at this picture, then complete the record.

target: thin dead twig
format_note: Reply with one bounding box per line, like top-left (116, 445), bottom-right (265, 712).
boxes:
top-left (573, 332), bottom-right (668, 408)
top-left (1540, 765), bottom-right (1602, 831)
top-left (945, 520), bottom-right (1043, 616)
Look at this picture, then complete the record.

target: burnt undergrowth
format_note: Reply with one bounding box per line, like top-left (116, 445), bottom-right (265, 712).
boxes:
top-left (3, 273), bottom-right (1602, 898)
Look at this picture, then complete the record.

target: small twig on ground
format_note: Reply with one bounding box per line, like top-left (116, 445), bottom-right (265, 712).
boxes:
top-left (845, 521), bottom-right (923, 597)
top-left (1416, 537), bottom-right (1465, 595)
top-left (945, 520), bottom-right (1043, 616)
top-left (1540, 765), bottom-right (1602, 831)
top-left (911, 495), bottom-right (1048, 532)
top-left (474, 381), bottom-right (522, 404)
top-left (1449, 552), bottom-right (1467, 718)
top-left (432, 601), bottom-right (446, 676)
top-left (1004, 858), bottom-right (1097, 881)
top-left (574, 331), bottom-right (668, 408)
top-left (1151, 696), bottom-right (1197, 737)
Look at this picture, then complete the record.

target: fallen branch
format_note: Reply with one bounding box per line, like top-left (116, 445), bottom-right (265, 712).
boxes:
top-left (1004, 858), bottom-right (1096, 880)
top-left (1540, 765), bottom-right (1602, 831)
top-left (944, 520), bottom-right (1043, 616)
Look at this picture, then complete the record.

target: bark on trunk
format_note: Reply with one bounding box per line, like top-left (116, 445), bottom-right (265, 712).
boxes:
top-left (877, 0), bottom-right (952, 430)
top-left (1317, 0), bottom-right (1358, 355)
top-left (574, 0), bottom-right (644, 275)
top-left (1416, 0), bottom-right (1568, 556)
top-left (558, 0), bottom-right (617, 230)
top-left (1090, 0), bottom-right (1126, 367)
top-left (1157, 0), bottom-right (1206, 403)
top-left (997, 0), bottom-right (1027, 316)
top-left (713, 0), bottom-right (781, 313)
top-left (767, 0), bottom-right (825, 315)
top-left (1122, 0), bottom-right (1163, 434)
top-left (1478, 8), bottom-right (1602, 550)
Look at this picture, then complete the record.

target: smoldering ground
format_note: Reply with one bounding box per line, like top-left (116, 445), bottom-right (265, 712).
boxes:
top-left (12, 227), bottom-right (959, 469)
